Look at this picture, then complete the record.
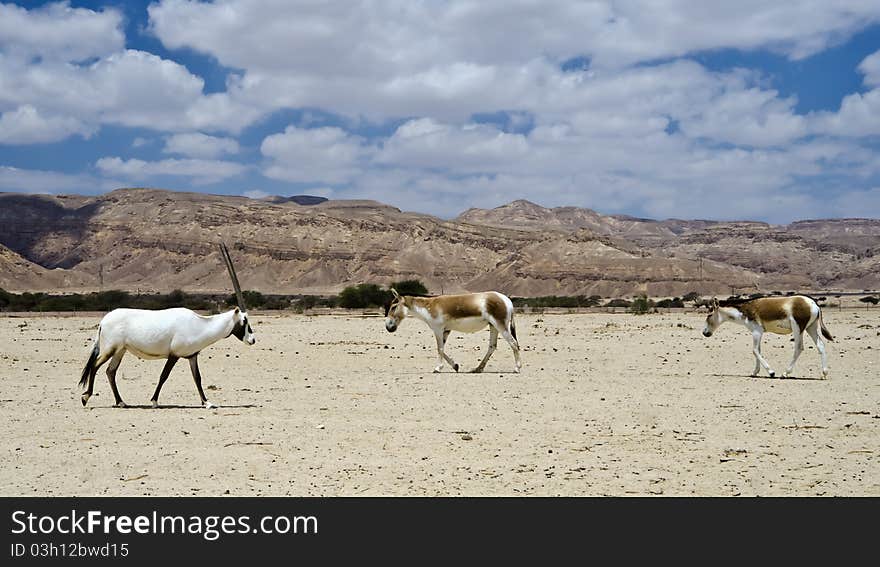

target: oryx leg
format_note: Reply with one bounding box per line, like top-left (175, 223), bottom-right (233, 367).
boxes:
top-left (150, 356), bottom-right (179, 408)
top-left (751, 330), bottom-right (775, 377)
top-left (805, 323), bottom-right (829, 379)
top-left (783, 317), bottom-right (803, 378)
top-left (188, 354), bottom-right (215, 409)
top-left (106, 349), bottom-right (127, 408)
top-left (82, 349), bottom-right (114, 407)
top-left (433, 329), bottom-right (459, 373)
top-left (471, 327), bottom-right (498, 373)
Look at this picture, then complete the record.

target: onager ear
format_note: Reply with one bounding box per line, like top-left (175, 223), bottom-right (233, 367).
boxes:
top-left (391, 288), bottom-right (400, 299)
top-left (711, 297), bottom-right (719, 310)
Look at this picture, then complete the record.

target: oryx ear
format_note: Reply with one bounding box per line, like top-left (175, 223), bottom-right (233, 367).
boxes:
top-left (234, 306), bottom-right (241, 314)
top-left (391, 288), bottom-right (400, 299)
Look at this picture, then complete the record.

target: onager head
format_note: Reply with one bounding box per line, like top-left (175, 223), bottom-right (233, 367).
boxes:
top-left (702, 298), bottom-right (724, 337)
top-left (220, 242), bottom-right (256, 345)
top-left (384, 288), bottom-right (407, 333)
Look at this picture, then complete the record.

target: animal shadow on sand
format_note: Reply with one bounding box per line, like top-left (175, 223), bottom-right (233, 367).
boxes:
top-left (711, 373), bottom-right (825, 382)
top-left (88, 403), bottom-right (260, 410)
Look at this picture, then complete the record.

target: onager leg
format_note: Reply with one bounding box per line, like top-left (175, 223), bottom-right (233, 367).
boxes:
top-left (751, 330), bottom-right (775, 377)
top-left (471, 327), bottom-right (498, 373)
top-left (496, 321), bottom-right (521, 373)
top-left (433, 329), bottom-right (459, 373)
top-left (106, 349), bottom-right (127, 408)
top-left (150, 356), bottom-right (179, 408)
top-left (783, 318), bottom-right (803, 378)
top-left (806, 324), bottom-right (829, 378)
top-left (188, 354), bottom-right (215, 409)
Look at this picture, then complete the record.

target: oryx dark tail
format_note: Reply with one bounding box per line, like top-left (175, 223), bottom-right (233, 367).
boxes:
top-left (79, 327), bottom-right (101, 388)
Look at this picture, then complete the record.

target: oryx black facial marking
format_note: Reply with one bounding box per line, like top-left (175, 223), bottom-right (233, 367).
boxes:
top-left (229, 314), bottom-right (253, 341)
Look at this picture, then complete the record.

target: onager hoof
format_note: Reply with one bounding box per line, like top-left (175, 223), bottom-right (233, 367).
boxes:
top-left (453, 363), bottom-right (460, 372)
top-left (204, 401), bottom-right (217, 409)
top-left (81, 394), bottom-right (90, 407)
top-left (114, 401), bottom-right (128, 408)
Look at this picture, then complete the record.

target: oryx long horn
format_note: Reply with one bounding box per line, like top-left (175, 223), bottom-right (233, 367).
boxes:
top-left (219, 242), bottom-right (246, 310)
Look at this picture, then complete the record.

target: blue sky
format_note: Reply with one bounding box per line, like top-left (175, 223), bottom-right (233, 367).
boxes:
top-left (2, 1), bottom-right (880, 222)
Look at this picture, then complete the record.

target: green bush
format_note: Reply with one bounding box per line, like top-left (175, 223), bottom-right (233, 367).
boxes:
top-left (629, 295), bottom-right (655, 314)
top-left (338, 284), bottom-right (391, 309)
top-left (604, 298), bottom-right (632, 308)
top-left (390, 279), bottom-right (429, 296)
top-left (512, 295), bottom-right (603, 308)
top-left (655, 297), bottom-right (684, 308)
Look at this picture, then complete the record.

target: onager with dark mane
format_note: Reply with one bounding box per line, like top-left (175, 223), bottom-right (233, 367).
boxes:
top-left (702, 295), bottom-right (833, 378)
top-left (78, 243), bottom-right (255, 408)
top-left (384, 289), bottom-right (522, 373)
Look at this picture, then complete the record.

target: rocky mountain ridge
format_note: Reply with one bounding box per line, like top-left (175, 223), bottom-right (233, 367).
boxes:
top-left (0, 189), bottom-right (877, 297)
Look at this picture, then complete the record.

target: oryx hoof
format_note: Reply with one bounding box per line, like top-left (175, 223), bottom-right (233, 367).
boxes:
top-left (151, 400), bottom-right (159, 409)
top-left (782, 372), bottom-right (790, 379)
top-left (768, 371), bottom-right (776, 378)
top-left (453, 363), bottom-right (459, 372)
top-left (204, 401), bottom-right (217, 409)
top-left (822, 370), bottom-right (829, 379)
top-left (470, 367), bottom-right (484, 374)
top-left (433, 367), bottom-right (442, 373)
top-left (114, 401), bottom-right (128, 408)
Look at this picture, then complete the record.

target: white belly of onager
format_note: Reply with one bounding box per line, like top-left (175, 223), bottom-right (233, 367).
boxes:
top-left (446, 317), bottom-right (489, 333)
top-left (764, 319), bottom-right (792, 335)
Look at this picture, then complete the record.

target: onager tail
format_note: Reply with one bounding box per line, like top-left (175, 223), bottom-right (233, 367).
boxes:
top-left (819, 311), bottom-right (833, 342)
top-left (79, 328), bottom-right (100, 388)
top-left (510, 316), bottom-right (517, 341)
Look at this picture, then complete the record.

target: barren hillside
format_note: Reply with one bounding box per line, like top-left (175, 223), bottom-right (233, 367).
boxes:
top-left (0, 189), bottom-right (876, 296)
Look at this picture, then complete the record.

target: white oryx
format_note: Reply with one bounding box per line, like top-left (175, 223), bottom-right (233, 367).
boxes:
top-left (384, 289), bottom-right (522, 373)
top-left (79, 243), bottom-right (255, 408)
top-left (702, 295), bottom-right (833, 379)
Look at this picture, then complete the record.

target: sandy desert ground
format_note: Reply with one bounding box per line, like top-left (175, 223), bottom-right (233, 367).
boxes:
top-left (1, 308), bottom-right (878, 496)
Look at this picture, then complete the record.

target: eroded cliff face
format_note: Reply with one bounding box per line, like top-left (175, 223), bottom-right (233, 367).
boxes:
top-left (0, 188), bottom-right (876, 296)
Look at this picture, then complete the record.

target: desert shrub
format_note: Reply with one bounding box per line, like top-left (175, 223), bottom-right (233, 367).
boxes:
top-left (860, 295), bottom-right (879, 305)
top-left (512, 295), bottom-right (602, 308)
top-left (390, 279), bottom-right (429, 296)
top-left (629, 295), bottom-right (655, 314)
top-left (655, 297), bottom-right (684, 308)
top-left (681, 291), bottom-right (700, 302)
top-left (338, 283), bottom-right (391, 308)
top-left (604, 298), bottom-right (632, 308)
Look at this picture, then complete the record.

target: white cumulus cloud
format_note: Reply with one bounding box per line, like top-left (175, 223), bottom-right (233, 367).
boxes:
top-left (95, 157), bottom-right (247, 185)
top-left (164, 132), bottom-right (240, 158)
